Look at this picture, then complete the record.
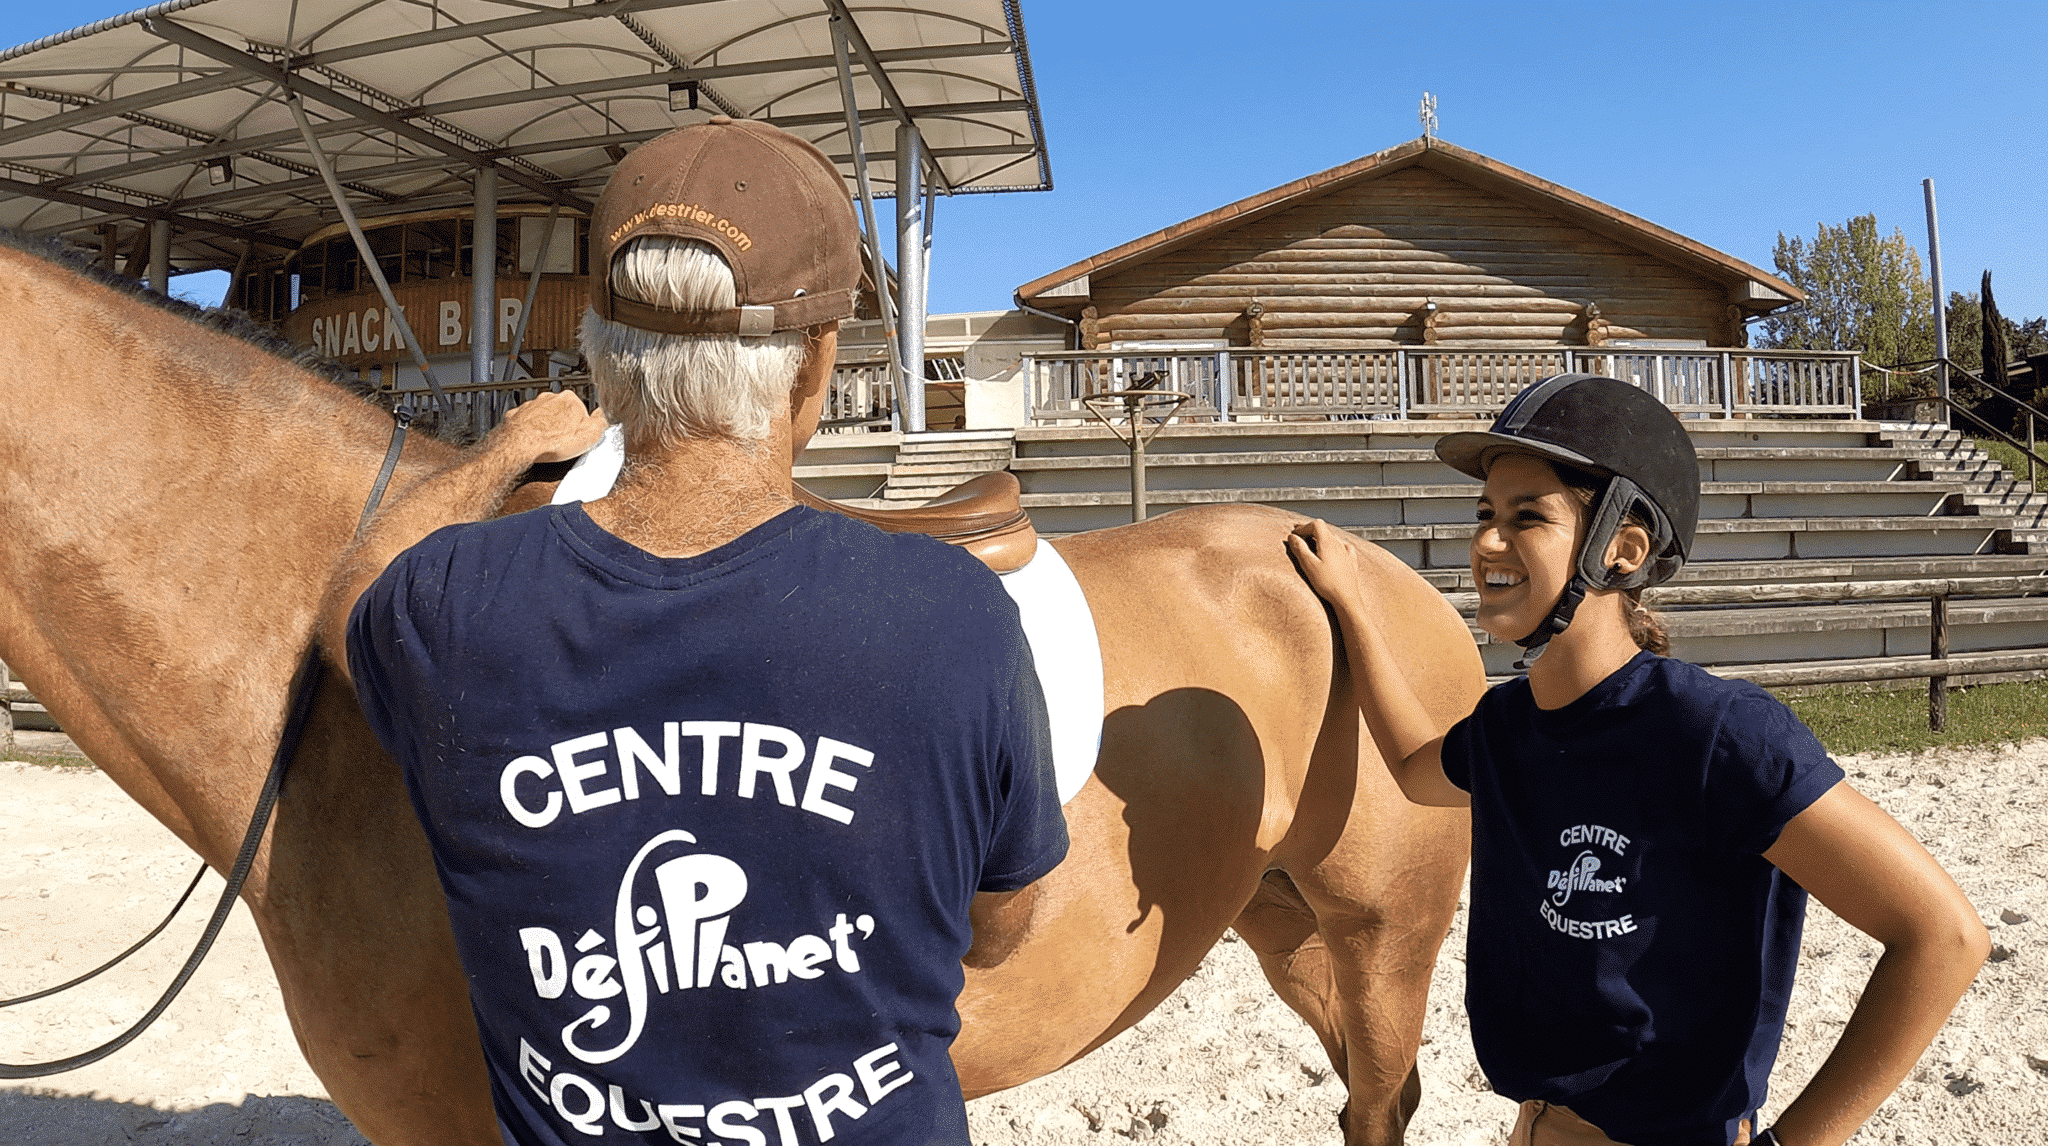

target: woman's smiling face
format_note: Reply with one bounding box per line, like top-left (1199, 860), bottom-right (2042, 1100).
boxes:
top-left (1470, 452), bottom-right (1588, 644)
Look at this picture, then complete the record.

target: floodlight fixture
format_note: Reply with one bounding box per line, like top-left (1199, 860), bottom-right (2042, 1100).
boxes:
top-left (668, 81), bottom-right (699, 113)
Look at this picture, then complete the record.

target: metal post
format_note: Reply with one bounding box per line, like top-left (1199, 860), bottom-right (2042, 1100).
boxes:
top-left (1928, 593), bottom-right (1949, 732)
top-left (284, 95), bottom-right (447, 411)
top-left (1, 658), bottom-right (12, 760)
top-left (148, 218), bottom-right (171, 295)
top-left (471, 166), bottom-right (498, 393)
top-left (895, 123), bottom-right (927, 433)
top-left (504, 204), bottom-right (560, 385)
top-left (1127, 394), bottom-right (1148, 522)
top-left (225, 240), bottom-right (253, 313)
top-left (1923, 179), bottom-right (1948, 422)
top-left (830, 15), bottom-right (905, 425)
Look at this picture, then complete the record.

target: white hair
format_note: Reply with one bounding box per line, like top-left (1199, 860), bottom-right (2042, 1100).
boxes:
top-left (577, 236), bottom-right (808, 444)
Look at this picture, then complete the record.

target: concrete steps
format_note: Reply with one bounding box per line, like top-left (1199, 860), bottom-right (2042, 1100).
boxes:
top-left (878, 431), bottom-right (1014, 502)
top-left (1008, 417), bottom-right (2048, 681)
top-left (794, 431), bottom-right (896, 503)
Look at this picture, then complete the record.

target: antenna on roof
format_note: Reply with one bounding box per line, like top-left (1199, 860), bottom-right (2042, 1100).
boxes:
top-left (1420, 92), bottom-right (1438, 139)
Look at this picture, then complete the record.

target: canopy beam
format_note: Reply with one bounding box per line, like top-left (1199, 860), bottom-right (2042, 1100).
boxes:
top-left (142, 18), bottom-right (586, 212)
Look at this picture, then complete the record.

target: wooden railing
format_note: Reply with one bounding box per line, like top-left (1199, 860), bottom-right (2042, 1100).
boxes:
top-left (378, 371), bottom-right (899, 437)
top-left (821, 363), bottom-right (897, 431)
top-left (383, 376), bottom-right (598, 441)
top-left (1026, 347), bottom-right (1864, 423)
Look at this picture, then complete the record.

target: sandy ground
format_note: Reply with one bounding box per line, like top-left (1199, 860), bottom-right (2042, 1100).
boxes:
top-left (2, 729), bottom-right (2043, 1145)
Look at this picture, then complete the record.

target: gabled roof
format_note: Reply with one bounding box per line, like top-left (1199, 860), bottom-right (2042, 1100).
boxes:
top-left (1015, 135), bottom-right (1801, 313)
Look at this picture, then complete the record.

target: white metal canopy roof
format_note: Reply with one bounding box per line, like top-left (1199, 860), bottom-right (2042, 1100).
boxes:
top-left (0, 0), bottom-right (1049, 271)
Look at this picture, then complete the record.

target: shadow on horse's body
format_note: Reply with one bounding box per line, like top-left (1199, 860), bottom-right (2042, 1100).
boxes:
top-left (0, 237), bottom-right (1481, 1145)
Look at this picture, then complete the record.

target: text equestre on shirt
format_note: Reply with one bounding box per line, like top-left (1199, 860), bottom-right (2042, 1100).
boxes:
top-left (502, 720), bottom-right (915, 1143)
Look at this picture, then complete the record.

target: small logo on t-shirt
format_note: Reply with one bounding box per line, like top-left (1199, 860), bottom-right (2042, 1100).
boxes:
top-left (1538, 823), bottom-right (1639, 940)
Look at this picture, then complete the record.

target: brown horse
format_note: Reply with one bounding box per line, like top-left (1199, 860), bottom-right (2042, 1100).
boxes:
top-left (0, 237), bottom-right (1482, 1145)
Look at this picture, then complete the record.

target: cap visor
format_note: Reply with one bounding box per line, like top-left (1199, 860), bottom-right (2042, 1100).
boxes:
top-left (1433, 431), bottom-right (1607, 482)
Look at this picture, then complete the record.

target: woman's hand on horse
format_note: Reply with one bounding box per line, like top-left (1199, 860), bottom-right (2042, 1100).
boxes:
top-left (493, 391), bottom-right (610, 465)
top-left (1288, 519), bottom-right (1361, 608)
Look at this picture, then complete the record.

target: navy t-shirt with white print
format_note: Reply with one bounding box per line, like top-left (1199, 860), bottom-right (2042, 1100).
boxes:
top-left (345, 502), bottom-right (1069, 1146)
top-left (1442, 652), bottom-right (1843, 1146)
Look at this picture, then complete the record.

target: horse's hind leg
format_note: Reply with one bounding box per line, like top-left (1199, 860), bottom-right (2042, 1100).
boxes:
top-left (1234, 866), bottom-right (1437, 1146)
top-left (1242, 690), bottom-right (1468, 1144)
top-left (1233, 869), bottom-right (1351, 1084)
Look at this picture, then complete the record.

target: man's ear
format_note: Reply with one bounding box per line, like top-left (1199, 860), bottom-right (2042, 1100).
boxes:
top-left (1604, 522), bottom-right (1652, 576)
top-left (793, 326), bottom-right (834, 396)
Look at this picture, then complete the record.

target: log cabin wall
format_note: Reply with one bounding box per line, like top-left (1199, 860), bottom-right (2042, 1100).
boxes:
top-left (1086, 166), bottom-right (1735, 349)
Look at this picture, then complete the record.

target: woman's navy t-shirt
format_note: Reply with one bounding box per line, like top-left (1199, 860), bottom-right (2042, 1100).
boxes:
top-left (345, 503), bottom-right (1069, 1146)
top-left (1443, 652), bottom-right (1843, 1146)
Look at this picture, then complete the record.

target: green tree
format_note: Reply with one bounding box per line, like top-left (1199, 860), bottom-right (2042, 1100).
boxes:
top-left (1757, 214), bottom-right (1936, 372)
top-left (1943, 290), bottom-right (2048, 376)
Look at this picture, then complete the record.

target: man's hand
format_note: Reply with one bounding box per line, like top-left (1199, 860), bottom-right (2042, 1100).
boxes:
top-left (492, 389), bottom-right (611, 465)
top-left (318, 393), bottom-right (610, 683)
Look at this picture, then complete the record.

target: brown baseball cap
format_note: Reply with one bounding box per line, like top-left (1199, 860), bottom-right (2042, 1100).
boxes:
top-left (589, 116), bottom-right (860, 337)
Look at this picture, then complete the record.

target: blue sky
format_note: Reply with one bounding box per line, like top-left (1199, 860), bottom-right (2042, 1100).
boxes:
top-left (4, 1), bottom-right (2044, 330)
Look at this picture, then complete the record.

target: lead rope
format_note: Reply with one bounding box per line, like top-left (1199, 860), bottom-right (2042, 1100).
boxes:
top-left (0, 411), bottom-right (412, 1079)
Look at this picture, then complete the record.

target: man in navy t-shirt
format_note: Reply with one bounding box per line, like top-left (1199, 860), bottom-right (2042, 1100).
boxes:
top-left (319, 120), bottom-right (1068, 1146)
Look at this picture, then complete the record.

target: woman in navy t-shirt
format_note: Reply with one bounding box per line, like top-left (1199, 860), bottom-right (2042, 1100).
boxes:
top-left (1290, 375), bottom-right (1988, 1146)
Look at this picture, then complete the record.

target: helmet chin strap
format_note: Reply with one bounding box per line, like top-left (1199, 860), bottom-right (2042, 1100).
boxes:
top-left (1511, 475), bottom-right (1653, 671)
top-left (1512, 573), bottom-right (1586, 669)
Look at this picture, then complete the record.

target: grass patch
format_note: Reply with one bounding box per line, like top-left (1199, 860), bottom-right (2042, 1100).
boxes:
top-left (1974, 437), bottom-right (2037, 480)
top-left (1780, 678), bottom-right (2048, 756)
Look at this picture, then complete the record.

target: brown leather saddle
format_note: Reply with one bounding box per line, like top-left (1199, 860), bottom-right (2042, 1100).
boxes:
top-left (796, 471), bottom-right (1039, 573)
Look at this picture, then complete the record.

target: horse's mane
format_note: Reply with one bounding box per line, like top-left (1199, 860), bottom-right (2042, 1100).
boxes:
top-left (0, 227), bottom-right (373, 394)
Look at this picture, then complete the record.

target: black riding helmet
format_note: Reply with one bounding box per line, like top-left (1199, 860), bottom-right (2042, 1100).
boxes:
top-left (1435, 374), bottom-right (1700, 651)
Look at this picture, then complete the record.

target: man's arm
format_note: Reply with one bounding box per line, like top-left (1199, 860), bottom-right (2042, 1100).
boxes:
top-left (318, 391), bottom-right (609, 684)
top-left (1761, 783), bottom-right (1989, 1146)
top-left (1288, 520), bottom-right (1467, 807)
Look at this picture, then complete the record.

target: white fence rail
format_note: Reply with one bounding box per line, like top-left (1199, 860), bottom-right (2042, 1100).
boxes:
top-left (821, 363), bottom-right (897, 431)
top-left (1027, 347), bottom-right (1864, 423)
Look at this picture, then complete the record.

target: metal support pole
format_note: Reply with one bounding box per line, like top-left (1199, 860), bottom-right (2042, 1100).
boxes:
top-left (895, 123), bottom-right (928, 433)
top-left (1084, 389), bottom-right (1186, 524)
top-left (1, 658), bottom-right (12, 760)
top-left (284, 95), bottom-right (447, 412)
top-left (504, 204), bottom-right (560, 385)
top-left (1928, 593), bottom-right (1949, 732)
top-left (830, 15), bottom-right (904, 426)
top-left (1923, 179), bottom-right (1949, 422)
top-left (225, 240), bottom-right (253, 312)
top-left (471, 167), bottom-right (498, 392)
top-left (1128, 396), bottom-right (1149, 522)
top-left (148, 218), bottom-right (171, 295)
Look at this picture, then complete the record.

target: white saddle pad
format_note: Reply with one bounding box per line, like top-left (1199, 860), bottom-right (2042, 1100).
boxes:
top-left (997, 540), bottom-right (1104, 805)
top-left (552, 433), bottom-right (1104, 804)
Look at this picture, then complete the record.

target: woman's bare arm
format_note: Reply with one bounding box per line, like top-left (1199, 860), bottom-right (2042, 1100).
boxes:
top-left (1761, 783), bottom-right (1990, 1146)
top-left (1287, 519), bottom-right (1468, 807)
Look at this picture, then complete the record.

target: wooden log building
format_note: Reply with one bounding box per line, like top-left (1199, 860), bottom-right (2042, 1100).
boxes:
top-left (1014, 136), bottom-right (1801, 352)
